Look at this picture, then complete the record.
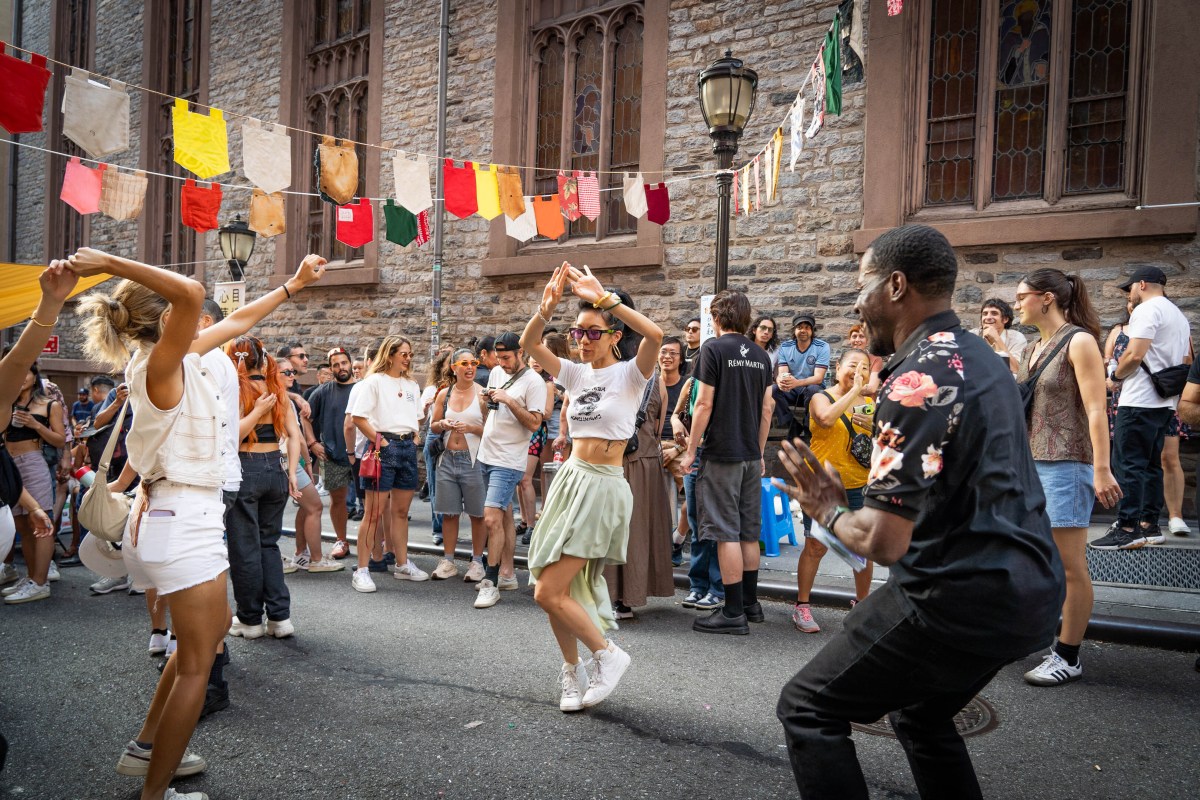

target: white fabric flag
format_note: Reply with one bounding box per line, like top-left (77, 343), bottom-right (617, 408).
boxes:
top-left (790, 99), bottom-right (805, 171)
top-left (623, 172), bottom-right (648, 218)
top-left (740, 166), bottom-right (750, 215)
top-left (62, 68), bottom-right (130, 158)
top-left (393, 153), bottom-right (434, 213)
top-left (242, 120), bottom-right (292, 194)
top-left (505, 199), bottom-right (539, 242)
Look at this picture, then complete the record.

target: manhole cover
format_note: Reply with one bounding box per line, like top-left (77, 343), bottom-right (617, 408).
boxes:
top-left (851, 696), bottom-right (998, 739)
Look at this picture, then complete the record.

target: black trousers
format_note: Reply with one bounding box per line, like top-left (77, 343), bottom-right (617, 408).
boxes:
top-left (1113, 405), bottom-right (1174, 526)
top-left (776, 587), bottom-right (1013, 800)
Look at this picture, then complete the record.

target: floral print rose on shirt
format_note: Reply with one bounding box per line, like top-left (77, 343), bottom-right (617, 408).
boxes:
top-left (864, 331), bottom-right (966, 513)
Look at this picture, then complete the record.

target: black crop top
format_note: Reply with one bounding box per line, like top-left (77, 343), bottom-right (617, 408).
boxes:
top-left (243, 421), bottom-right (278, 444)
top-left (6, 409), bottom-right (51, 443)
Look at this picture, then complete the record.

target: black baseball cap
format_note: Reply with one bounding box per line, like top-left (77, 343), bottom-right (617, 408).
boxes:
top-left (1118, 266), bottom-right (1167, 291)
top-left (792, 314), bottom-right (817, 330)
top-left (77, 387), bottom-right (88, 395)
top-left (494, 332), bottom-right (521, 352)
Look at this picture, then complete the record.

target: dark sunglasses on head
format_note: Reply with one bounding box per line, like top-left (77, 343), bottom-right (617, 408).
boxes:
top-left (569, 327), bottom-right (616, 341)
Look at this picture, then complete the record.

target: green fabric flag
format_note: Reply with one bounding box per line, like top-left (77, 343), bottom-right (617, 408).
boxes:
top-left (823, 16), bottom-right (842, 116)
top-left (384, 199), bottom-right (418, 246)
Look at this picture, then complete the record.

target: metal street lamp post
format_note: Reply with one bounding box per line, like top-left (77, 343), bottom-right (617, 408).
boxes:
top-left (697, 50), bottom-right (758, 293)
top-left (218, 215), bottom-right (257, 282)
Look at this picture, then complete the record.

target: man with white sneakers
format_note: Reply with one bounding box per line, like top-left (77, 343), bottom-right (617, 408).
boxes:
top-left (473, 332), bottom-right (547, 608)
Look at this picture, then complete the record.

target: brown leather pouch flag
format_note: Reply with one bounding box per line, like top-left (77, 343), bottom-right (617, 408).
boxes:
top-left (316, 135), bottom-right (359, 205)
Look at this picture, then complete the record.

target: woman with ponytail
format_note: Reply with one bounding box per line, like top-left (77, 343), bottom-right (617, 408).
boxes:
top-left (1015, 268), bottom-right (1120, 687)
top-left (226, 335), bottom-right (304, 640)
top-left (69, 247), bottom-right (323, 800)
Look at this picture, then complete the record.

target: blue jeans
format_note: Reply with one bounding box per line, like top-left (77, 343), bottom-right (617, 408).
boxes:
top-left (424, 439), bottom-right (442, 534)
top-left (227, 452), bottom-right (291, 624)
top-left (685, 459), bottom-right (723, 599)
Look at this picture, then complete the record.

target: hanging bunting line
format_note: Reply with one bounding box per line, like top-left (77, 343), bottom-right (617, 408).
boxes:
top-left (5, 41), bottom-right (694, 179)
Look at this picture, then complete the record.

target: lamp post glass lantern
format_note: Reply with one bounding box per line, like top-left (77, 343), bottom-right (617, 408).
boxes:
top-left (697, 50), bottom-right (757, 293)
top-left (218, 216), bottom-right (256, 281)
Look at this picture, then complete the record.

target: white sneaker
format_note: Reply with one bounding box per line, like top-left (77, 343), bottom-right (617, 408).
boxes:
top-left (267, 618), bottom-right (295, 638)
top-left (559, 659), bottom-right (590, 712)
top-left (582, 641), bottom-right (631, 707)
top-left (164, 789), bottom-right (210, 800)
top-left (497, 574), bottom-right (519, 591)
top-left (306, 557), bottom-right (345, 573)
top-left (1023, 651), bottom-right (1083, 687)
top-left (148, 632), bottom-right (171, 655)
top-left (229, 618), bottom-right (265, 639)
top-left (432, 558), bottom-right (459, 580)
top-left (395, 561), bottom-right (430, 581)
top-left (463, 560), bottom-right (485, 582)
top-left (115, 739), bottom-right (207, 777)
top-left (283, 553), bottom-right (309, 574)
top-left (474, 579), bottom-right (500, 608)
top-left (3, 580), bottom-right (49, 604)
top-left (90, 574), bottom-right (130, 595)
top-left (316, 482), bottom-right (329, 497)
top-left (1, 577), bottom-right (31, 597)
top-left (0, 563), bottom-right (20, 586)
top-left (351, 568), bottom-right (377, 593)
top-left (1169, 517), bottom-right (1191, 536)
top-left (165, 634), bottom-right (178, 657)
top-left (47, 561), bottom-right (60, 582)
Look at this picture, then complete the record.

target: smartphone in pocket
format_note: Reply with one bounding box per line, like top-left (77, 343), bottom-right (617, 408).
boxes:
top-left (138, 510), bottom-right (175, 564)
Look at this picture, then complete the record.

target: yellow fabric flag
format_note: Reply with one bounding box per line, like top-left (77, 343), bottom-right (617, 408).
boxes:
top-left (769, 127), bottom-right (784, 203)
top-left (474, 164), bottom-right (502, 220)
top-left (172, 98), bottom-right (231, 179)
top-left (0, 264), bottom-right (112, 329)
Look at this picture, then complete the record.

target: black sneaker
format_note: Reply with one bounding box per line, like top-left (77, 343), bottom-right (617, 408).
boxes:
top-left (520, 526), bottom-right (533, 547)
top-left (1142, 524), bottom-right (1165, 546)
top-left (1089, 524), bottom-right (1146, 550)
top-left (671, 542), bottom-right (683, 567)
top-left (200, 683), bottom-right (229, 719)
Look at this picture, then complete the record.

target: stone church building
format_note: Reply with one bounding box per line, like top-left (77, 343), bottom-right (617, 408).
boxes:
top-left (2, 0), bottom-right (1197, 384)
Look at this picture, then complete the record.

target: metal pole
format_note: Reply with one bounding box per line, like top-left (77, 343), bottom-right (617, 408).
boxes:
top-left (430, 0), bottom-right (450, 359)
top-left (712, 134), bottom-right (737, 293)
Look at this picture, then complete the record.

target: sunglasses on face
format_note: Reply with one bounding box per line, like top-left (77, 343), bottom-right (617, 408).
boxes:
top-left (395, 351), bottom-right (413, 358)
top-left (292, 353), bottom-right (309, 360)
top-left (686, 326), bottom-right (700, 332)
top-left (569, 327), bottom-right (616, 341)
top-left (455, 359), bottom-right (480, 368)
top-left (280, 369), bottom-right (296, 376)
top-left (757, 325), bottom-right (775, 332)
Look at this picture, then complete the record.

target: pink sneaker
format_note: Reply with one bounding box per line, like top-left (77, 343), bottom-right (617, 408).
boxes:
top-left (791, 603), bottom-right (820, 634)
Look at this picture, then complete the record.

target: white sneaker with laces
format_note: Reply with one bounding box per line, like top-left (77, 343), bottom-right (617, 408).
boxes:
top-left (351, 568), bottom-right (377, 593)
top-left (474, 579), bottom-right (500, 608)
top-left (90, 574), bottom-right (131, 595)
top-left (47, 561), bottom-right (60, 582)
top-left (1023, 651), bottom-right (1082, 686)
top-left (497, 574), bottom-right (519, 591)
top-left (463, 560), bottom-right (485, 582)
top-left (267, 618), bottom-right (295, 638)
top-left (1169, 517), bottom-right (1191, 536)
top-left (3, 580), bottom-right (49, 604)
top-left (148, 632), bottom-right (171, 655)
top-left (283, 553), bottom-right (310, 574)
top-left (1, 577), bottom-right (31, 597)
top-left (395, 561), bottom-right (430, 581)
top-left (559, 659), bottom-right (590, 712)
top-left (432, 558), bottom-right (459, 580)
top-left (582, 641), bottom-right (631, 708)
top-left (306, 557), bottom-right (345, 573)
top-left (0, 563), bottom-right (19, 586)
top-left (164, 789), bottom-right (210, 800)
top-left (115, 739), bottom-right (206, 777)
top-left (229, 619), bottom-right (266, 639)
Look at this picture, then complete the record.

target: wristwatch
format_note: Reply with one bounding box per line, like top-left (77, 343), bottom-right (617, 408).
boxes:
top-left (822, 505), bottom-right (852, 533)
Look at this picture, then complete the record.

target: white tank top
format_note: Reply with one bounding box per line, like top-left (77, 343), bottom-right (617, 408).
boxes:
top-left (443, 385), bottom-right (484, 464)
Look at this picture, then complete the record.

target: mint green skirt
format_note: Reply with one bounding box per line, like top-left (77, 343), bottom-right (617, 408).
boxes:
top-left (528, 457), bottom-right (632, 633)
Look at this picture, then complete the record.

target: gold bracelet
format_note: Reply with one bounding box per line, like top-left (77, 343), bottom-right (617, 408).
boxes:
top-left (592, 291), bottom-right (613, 309)
top-left (29, 314), bottom-right (58, 328)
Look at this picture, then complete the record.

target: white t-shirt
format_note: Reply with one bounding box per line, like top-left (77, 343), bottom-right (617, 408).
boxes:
top-left (557, 359), bottom-right (649, 441)
top-left (199, 348), bottom-right (242, 492)
top-left (1119, 296), bottom-right (1191, 410)
top-left (345, 382), bottom-right (367, 458)
top-left (348, 372), bottom-right (423, 435)
top-left (477, 367), bottom-right (547, 470)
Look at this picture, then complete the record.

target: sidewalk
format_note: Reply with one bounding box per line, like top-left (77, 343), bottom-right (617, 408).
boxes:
top-left (286, 489), bottom-right (1200, 646)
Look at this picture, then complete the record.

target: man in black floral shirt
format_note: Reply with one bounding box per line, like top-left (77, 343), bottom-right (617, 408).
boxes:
top-left (773, 224), bottom-right (1065, 799)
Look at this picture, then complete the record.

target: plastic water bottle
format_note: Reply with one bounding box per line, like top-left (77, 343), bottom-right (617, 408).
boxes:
top-left (1107, 358), bottom-right (1118, 378)
top-left (553, 449), bottom-right (564, 465)
top-left (73, 465), bottom-right (96, 489)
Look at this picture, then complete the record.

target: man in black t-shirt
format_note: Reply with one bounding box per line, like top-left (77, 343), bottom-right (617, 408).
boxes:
top-left (772, 224), bottom-right (1064, 799)
top-left (679, 291), bottom-right (774, 636)
top-left (310, 348), bottom-right (358, 558)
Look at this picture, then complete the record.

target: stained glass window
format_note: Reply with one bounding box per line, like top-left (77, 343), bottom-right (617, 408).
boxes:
top-left (992, 0), bottom-right (1052, 201)
top-left (606, 16), bottom-right (643, 235)
top-left (925, 0), bottom-right (980, 205)
top-left (1065, 0), bottom-right (1130, 194)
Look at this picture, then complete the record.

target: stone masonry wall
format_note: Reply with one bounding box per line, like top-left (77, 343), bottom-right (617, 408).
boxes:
top-left (10, 0), bottom-right (1200, 381)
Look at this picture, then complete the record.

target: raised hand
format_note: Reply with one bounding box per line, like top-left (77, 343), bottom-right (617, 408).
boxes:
top-left (567, 264), bottom-right (606, 306)
top-left (39, 260), bottom-right (80, 304)
top-left (294, 254), bottom-right (328, 288)
top-left (540, 261), bottom-right (571, 317)
top-left (253, 392), bottom-right (277, 419)
top-left (66, 247), bottom-right (114, 278)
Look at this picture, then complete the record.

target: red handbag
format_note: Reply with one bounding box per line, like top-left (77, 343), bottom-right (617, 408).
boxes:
top-left (359, 434), bottom-right (382, 483)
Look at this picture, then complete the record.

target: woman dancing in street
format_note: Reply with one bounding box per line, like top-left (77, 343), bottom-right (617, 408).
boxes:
top-left (520, 261), bottom-right (662, 712)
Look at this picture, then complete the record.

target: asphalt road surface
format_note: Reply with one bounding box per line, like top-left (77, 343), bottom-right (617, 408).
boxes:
top-left (3, 557), bottom-right (1198, 799)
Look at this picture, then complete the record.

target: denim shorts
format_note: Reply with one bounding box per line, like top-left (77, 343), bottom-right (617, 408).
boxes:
top-left (123, 482), bottom-right (229, 595)
top-left (1035, 460), bottom-right (1095, 528)
top-left (368, 434), bottom-right (418, 493)
top-left (480, 461), bottom-right (524, 510)
top-left (434, 450), bottom-right (486, 518)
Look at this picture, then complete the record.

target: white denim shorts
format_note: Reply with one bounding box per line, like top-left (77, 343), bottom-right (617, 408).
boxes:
top-left (123, 482), bottom-right (228, 595)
